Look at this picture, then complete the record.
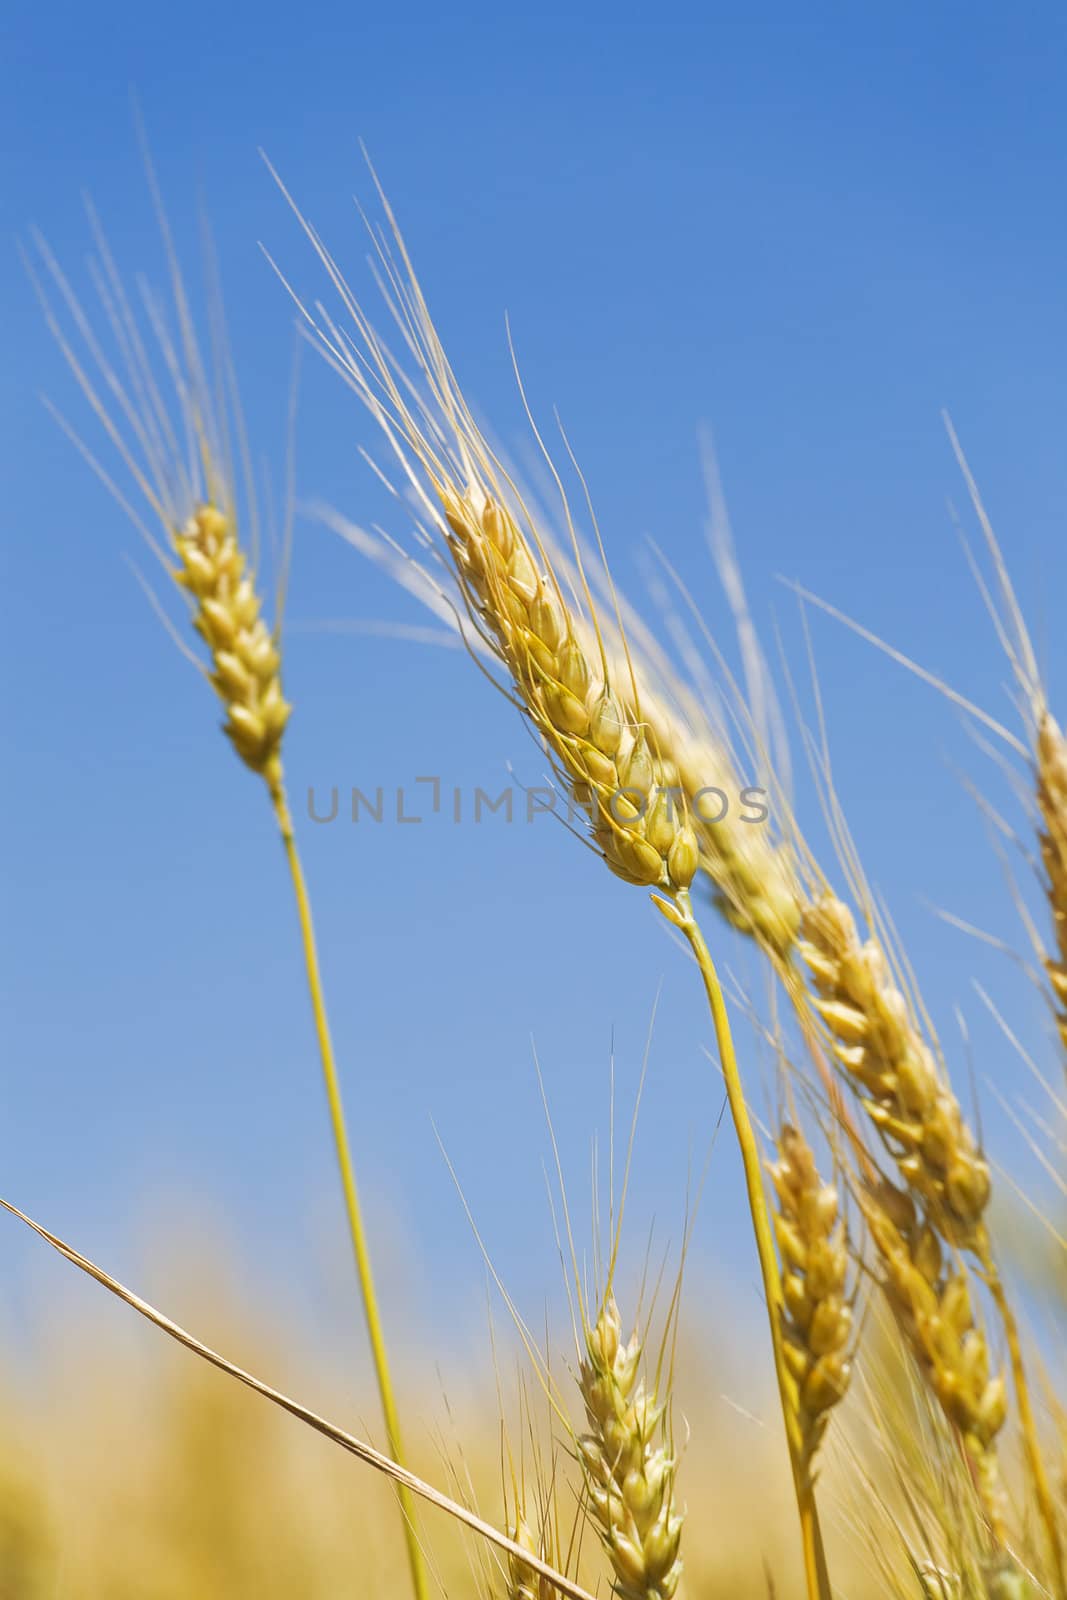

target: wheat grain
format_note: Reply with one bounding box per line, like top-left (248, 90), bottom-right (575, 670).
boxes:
top-left (770, 1124), bottom-right (853, 1471)
top-left (576, 1296), bottom-right (683, 1600)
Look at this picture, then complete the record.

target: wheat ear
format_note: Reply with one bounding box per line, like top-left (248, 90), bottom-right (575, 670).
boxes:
top-left (1036, 712), bottom-right (1067, 1052)
top-left (797, 895), bottom-right (990, 1249)
top-left (437, 486), bottom-right (699, 892)
top-left (861, 1183), bottom-right (1007, 1539)
top-left (797, 894), bottom-right (1064, 1587)
top-left (503, 1518), bottom-right (558, 1600)
top-left (174, 503), bottom-right (292, 795)
top-left (770, 1124), bottom-right (853, 1473)
top-left (30, 217), bottom-right (429, 1600)
top-left (576, 1296), bottom-right (684, 1600)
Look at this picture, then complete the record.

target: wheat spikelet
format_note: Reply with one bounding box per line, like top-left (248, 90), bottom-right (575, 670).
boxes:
top-left (576, 1296), bottom-right (683, 1600)
top-left (769, 1125), bottom-right (853, 1471)
top-left (797, 896), bottom-right (990, 1248)
top-left (861, 1184), bottom-right (1006, 1534)
top-left (174, 505), bottom-right (291, 798)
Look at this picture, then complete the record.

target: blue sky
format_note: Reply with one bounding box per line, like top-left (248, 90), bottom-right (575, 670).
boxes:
top-left (2, 5), bottom-right (1067, 1380)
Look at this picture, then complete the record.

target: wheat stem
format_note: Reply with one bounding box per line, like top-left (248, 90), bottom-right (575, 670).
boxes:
top-left (667, 890), bottom-right (831, 1600)
top-left (273, 792), bottom-right (429, 1600)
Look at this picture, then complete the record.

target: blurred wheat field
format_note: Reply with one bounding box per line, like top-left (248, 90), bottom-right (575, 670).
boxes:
top-left (6, 44), bottom-right (1067, 1599)
top-left (0, 1265), bottom-right (895, 1599)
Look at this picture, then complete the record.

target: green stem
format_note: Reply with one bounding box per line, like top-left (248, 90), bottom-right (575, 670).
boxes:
top-left (670, 890), bottom-right (832, 1600)
top-left (274, 784), bottom-right (429, 1600)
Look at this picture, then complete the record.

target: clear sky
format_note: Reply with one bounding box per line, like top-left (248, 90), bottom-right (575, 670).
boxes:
top-left (2, 5), bottom-right (1066, 1373)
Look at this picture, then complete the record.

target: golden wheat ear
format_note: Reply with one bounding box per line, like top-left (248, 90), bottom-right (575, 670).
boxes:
top-left (797, 895), bottom-right (991, 1250)
top-left (29, 183), bottom-right (431, 1600)
top-left (770, 1123), bottom-right (854, 1475)
top-left (268, 163), bottom-right (835, 1600)
top-left (857, 1181), bottom-right (1008, 1541)
top-left (576, 1293), bottom-right (684, 1600)
top-left (174, 503), bottom-right (291, 796)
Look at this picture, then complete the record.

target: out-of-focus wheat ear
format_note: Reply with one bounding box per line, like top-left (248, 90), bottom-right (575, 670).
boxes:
top-left (576, 1295), bottom-right (684, 1600)
top-left (770, 1124), bottom-right (854, 1473)
top-left (503, 1517), bottom-right (559, 1600)
top-left (916, 1563), bottom-right (961, 1599)
top-left (1035, 712), bottom-right (1067, 1053)
top-left (800, 893), bottom-right (1067, 1592)
top-left (858, 1183), bottom-right (1007, 1540)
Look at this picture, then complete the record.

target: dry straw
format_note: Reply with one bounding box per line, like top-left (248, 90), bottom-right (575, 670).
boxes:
top-left (28, 196), bottom-right (429, 1600)
top-left (0, 1197), bottom-right (596, 1600)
